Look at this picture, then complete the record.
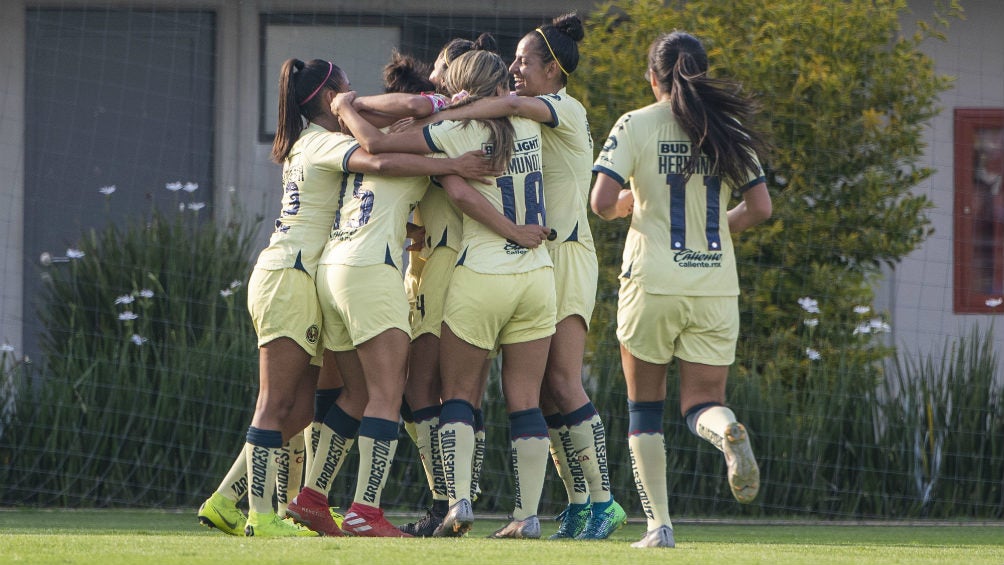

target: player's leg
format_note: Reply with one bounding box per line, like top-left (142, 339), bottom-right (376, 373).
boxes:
top-left (339, 328), bottom-right (412, 537)
top-left (433, 324), bottom-right (489, 537)
top-left (676, 295), bottom-right (759, 504)
top-left (399, 332), bottom-right (448, 537)
top-left (489, 336), bottom-right (552, 540)
top-left (622, 347), bottom-right (674, 546)
top-left (288, 353), bottom-right (357, 536)
top-left (244, 338), bottom-right (318, 537)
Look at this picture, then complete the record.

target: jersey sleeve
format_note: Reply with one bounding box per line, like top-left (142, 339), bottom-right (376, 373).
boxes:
top-left (304, 131), bottom-right (360, 173)
top-left (592, 112), bottom-right (635, 186)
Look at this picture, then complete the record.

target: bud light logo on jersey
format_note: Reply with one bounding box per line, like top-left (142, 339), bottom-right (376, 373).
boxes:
top-left (658, 140), bottom-right (713, 175)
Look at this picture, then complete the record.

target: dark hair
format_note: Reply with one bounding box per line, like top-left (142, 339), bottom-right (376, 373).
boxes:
top-left (271, 58), bottom-right (347, 163)
top-left (526, 12), bottom-right (584, 85)
top-left (439, 32), bottom-right (499, 69)
top-left (442, 50), bottom-right (515, 171)
top-left (383, 51), bottom-right (435, 94)
top-left (648, 31), bottom-right (771, 188)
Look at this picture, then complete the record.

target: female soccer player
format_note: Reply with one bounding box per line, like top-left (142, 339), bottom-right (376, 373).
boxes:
top-left (590, 31), bottom-right (772, 549)
top-left (199, 57), bottom-right (498, 538)
top-left (335, 48), bottom-right (555, 539)
top-left (429, 13), bottom-right (625, 540)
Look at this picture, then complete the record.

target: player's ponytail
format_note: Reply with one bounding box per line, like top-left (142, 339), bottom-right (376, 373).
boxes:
top-left (271, 58), bottom-right (347, 163)
top-left (442, 50), bottom-right (515, 171)
top-left (529, 12), bottom-right (584, 85)
top-left (648, 31), bottom-right (771, 189)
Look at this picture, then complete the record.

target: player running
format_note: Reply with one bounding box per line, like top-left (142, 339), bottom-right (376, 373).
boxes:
top-left (590, 31), bottom-right (772, 548)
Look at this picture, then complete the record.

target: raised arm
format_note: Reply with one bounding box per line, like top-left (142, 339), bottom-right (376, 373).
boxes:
top-left (438, 175), bottom-right (551, 249)
top-left (435, 95), bottom-right (555, 126)
top-left (333, 91), bottom-right (430, 155)
top-left (346, 149), bottom-right (496, 184)
top-left (352, 92), bottom-right (438, 119)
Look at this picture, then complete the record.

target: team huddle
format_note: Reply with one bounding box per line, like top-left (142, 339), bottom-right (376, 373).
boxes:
top-left (196, 12), bottom-right (772, 550)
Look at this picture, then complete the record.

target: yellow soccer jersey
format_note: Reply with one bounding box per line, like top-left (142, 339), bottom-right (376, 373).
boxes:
top-left (255, 123), bottom-right (359, 276)
top-left (415, 184), bottom-right (463, 260)
top-left (424, 116), bottom-right (552, 274)
top-left (535, 88), bottom-right (595, 253)
top-left (318, 166), bottom-right (428, 273)
top-left (593, 101), bottom-right (765, 296)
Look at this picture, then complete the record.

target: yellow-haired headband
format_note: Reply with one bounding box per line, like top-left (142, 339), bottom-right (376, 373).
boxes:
top-left (535, 28), bottom-right (569, 77)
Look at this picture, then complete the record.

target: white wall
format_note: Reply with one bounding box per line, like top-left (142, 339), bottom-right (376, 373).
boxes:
top-left (878, 0), bottom-right (1004, 374)
top-left (0, 2), bottom-right (25, 357)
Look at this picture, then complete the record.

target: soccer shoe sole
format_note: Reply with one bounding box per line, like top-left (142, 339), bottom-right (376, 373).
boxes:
top-left (433, 499), bottom-right (474, 537)
top-left (723, 422), bottom-right (760, 504)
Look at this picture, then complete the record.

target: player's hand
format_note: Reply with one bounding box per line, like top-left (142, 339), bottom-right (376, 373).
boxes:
top-left (614, 188), bottom-right (634, 218)
top-left (454, 150), bottom-right (502, 184)
top-left (507, 224), bottom-right (553, 249)
top-left (331, 91), bottom-right (357, 114)
top-left (388, 117), bottom-right (416, 133)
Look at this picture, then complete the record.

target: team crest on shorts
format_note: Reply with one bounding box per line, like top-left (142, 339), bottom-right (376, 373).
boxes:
top-left (305, 324), bottom-right (319, 344)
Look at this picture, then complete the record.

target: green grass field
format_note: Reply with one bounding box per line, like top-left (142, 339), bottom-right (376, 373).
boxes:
top-left (1, 509), bottom-right (1002, 565)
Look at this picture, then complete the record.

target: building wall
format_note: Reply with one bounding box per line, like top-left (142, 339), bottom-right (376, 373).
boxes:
top-left (877, 1), bottom-right (1004, 375)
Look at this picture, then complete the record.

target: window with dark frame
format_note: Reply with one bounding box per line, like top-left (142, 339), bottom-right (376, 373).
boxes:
top-left (954, 108), bottom-right (1004, 313)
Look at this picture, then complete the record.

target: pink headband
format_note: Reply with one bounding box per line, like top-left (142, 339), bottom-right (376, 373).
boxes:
top-left (299, 61), bottom-right (333, 105)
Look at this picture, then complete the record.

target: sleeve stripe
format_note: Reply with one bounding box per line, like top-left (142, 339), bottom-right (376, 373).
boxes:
top-left (537, 96), bottom-right (559, 128)
top-left (423, 125), bottom-right (443, 153)
top-left (592, 164), bottom-right (626, 186)
top-left (737, 175), bottom-right (766, 194)
top-left (342, 143), bottom-right (361, 173)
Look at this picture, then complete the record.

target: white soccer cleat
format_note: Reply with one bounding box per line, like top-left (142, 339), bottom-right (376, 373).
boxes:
top-left (630, 525), bottom-right (675, 548)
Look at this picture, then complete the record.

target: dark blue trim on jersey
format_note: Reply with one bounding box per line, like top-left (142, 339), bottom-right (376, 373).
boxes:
top-left (359, 416), bottom-right (399, 441)
top-left (509, 408), bottom-right (548, 440)
top-left (621, 261), bottom-right (633, 279)
top-left (566, 221), bottom-right (579, 242)
top-left (342, 143), bottom-right (361, 173)
top-left (592, 165), bottom-right (626, 186)
top-left (423, 124), bottom-right (444, 153)
top-left (738, 175), bottom-right (766, 193)
top-left (293, 250), bottom-right (308, 274)
top-left (670, 179), bottom-right (687, 250)
top-left (536, 96), bottom-right (559, 128)
top-left (384, 245), bottom-right (396, 267)
top-left (627, 400), bottom-right (665, 436)
top-left (705, 181), bottom-right (722, 252)
top-left (456, 247), bottom-right (468, 266)
top-left (435, 227), bottom-right (449, 248)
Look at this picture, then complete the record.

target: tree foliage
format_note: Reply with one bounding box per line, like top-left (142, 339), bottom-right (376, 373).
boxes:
top-left (574, 0), bottom-right (959, 391)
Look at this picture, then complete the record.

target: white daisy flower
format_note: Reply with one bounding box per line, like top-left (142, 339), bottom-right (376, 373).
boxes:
top-left (114, 294), bottom-right (135, 305)
top-left (853, 323), bottom-right (872, 335)
top-left (853, 305), bottom-right (870, 315)
top-left (797, 296), bottom-right (820, 314)
top-left (130, 334), bottom-right (148, 346)
top-left (803, 318), bottom-right (819, 327)
top-left (229, 280), bottom-right (243, 289)
top-left (166, 181), bottom-right (183, 192)
top-left (139, 289), bottom-right (155, 298)
top-left (118, 311), bottom-right (138, 321)
top-left (66, 248), bottom-right (85, 259)
top-left (805, 348), bottom-right (821, 361)
top-left (98, 185), bottom-right (116, 196)
top-left (182, 182), bottom-right (199, 193)
top-left (187, 202), bottom-right (206, 211)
